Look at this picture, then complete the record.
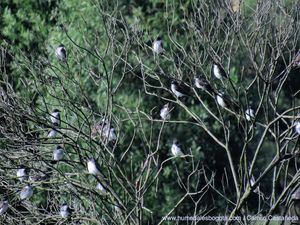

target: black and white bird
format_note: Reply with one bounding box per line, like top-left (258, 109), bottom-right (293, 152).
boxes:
top-left (245, 108), bottom-right (255, 121)
top-left (216, 92), bottom-right (227, 108)
top-left (294, 117), bottom-right (300, 135)
top-left (152, 37), bottom-right (163, 54)
top-left (160, 103), bottom-right (171, 120)
top-left (92, 120), bottom-right (117, 142)
top-left (47, 123), bottom-right (59, 138)
top-left (212, 63), bottom-right (228, 80)
top-left (96, 182), bottom-right (107, 195)
top-left (0, 198), bottom-right (8, 215)
top-left (171, 80), bottom-right (189, 98)
top-left (50, 109), bottom-right (60, 124)
top-left (20, 185), bottom-right (33, 200)
top-left (102, 124), bottom-right (117, 142)
top-left (55, 44), bottom-right (67, 62)
top-left (171, 139), bottom-right (184, 157)
top-left (17, 167), bottom-right (29, 182)
top-left (53, 145), bottom-right (64, 161)
top-left (293, 51), bottom-right (300, 67)
top-left (60, 203), bottom-right (71, 218)
top-left (87, 158), bottom-right (101, 175)
top-left (194, 75), bottom-right (214, 94)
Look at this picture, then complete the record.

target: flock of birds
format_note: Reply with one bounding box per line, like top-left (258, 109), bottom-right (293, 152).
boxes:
top-left (1, 36), bottom-right (300, 219)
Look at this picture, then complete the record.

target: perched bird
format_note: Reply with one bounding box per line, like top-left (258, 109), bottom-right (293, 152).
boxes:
top-left (53, 145), bottom-right (64, 161)
top-left (17, 167), bottom-right (29, 182)
top-left (160, 103), bottom-right (171, 120)
top-left (20, 185), bottom-right (33, 200)
top-left (295, 120), bottom-right (300, 135)
top-left (152, 37), bottom-right (163, 54)
top-left (245, 108), bottom-right (255, 121)
top-left (216, 92), bottom-right (227, 108)
top-left (171, 139), bottom-right (184, 157)
top-left (60, 203), bottom-right (71, 218)
top-left (96, 182), bottom-right (107, 195)
top-left (87, 158), bottom-right (101, 175)
top-left (171, 80), bottom-right (189, 98)
top-left (55, 44), bottom-right (67, 62)
top-left (0, 198), bottom-right (8, 215)
top-left (102, 125), bottom-right (117, 142)
top-left (293, 51), bottom-right (300, 67)
top-left (212, 63), bottom-right (228, 80)
top-left (194, 75), bottom-right (214, 94)
top-left (47, 123), bottom-right (59, 138)
top-left (50, 109), bottom-right (60, 124)
top-left (92, 121), bottom-right (117, 142)
top-left (291, 187), bottom-right (300, 200)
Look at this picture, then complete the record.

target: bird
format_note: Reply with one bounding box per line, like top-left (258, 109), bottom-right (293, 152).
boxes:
top-left (245, 108), bottom-right (255, 121)
top-left (102, 125), bottom-right (117, 142)
top-left (212, 63), bottom-right (228, 80)
top-left (92, 120), bottom-right (117, 142)
top-left (55, 44), bottom-right (67, 62)
top-left (171, 139), bottom-right (184, 157)
top-left (53, 145), bottom-right (64, 161)
top-left (194, 75), bottom-right (214, 94)
top-left (171, 80), bottom-right (189, 98)
top-left (152, 37), bottom-right (163, 54)
top-left (216, 92), bottom-right (227, 108)
top-left (17, 167), bottom-right (29, 182)
top-left (295, 120), bottom-right (300, 135)
top-left (291, 187), bottom-right (300, 200)
top-left (20, 185), bottom-right (33, 200)
top-left (160, 103), bottom-right (171, 120)
top-left (87, 158), bottom-right (101, 175)
top-left (96, 182), bottom-right (107, 195)
top-left (47, 123), bottom-right (59, 138)
top-left (60, 203), bottom-right (71, 218)
top-left (293, 51), bottom-right (300, 67)
top-left (0, 198), bottom-right (8, 215)
top-left (50, 109), bottom-right (60, 124)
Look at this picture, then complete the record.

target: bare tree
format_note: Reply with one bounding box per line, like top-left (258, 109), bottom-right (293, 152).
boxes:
top-left (0, 0), bottom-right (300, 224)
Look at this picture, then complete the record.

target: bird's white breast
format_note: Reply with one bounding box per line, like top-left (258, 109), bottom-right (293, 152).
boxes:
top-left (50, 112), bottom-right (59, 123)
top-left (245, 109), bottom-right (254, 121)
top-left (53, 148), bottom-right (64, 161)
top-left (60, 205), bottom-right (70, 218)
top-left (171, 144), bottom-right (183, 157)
top-left (171, 84), bottom-right (184, 97)
top-left (153, 40), bottom-right (162, 53)
top-left (160, 107), bottom-right (170, 120)
top-left (295, 122), bottom-right (300, 134)
top-left (213, 65), bottom-right (222, 79)
top-left (87, 161), bottom-right (99, 174)
top-left (20, 186), bottom-right (33, 199)
top-left (217, 95), bottom-right (226, 108)
top-left (47, 129), bottom-right (57, 138)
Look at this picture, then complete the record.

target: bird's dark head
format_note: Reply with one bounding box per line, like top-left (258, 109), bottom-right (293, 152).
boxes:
top-left (56, 145), bottom-right (63, 150)
top-left (171, 80), bottom-right (177, 85)
top-left (53, 109), bottom-right (60, 113)
top-left (173, 139), bottom-right (179, 145)
top-left (88, 158), bottom-right (95, 163)
top-left (61, 202), bottom-right (68, 207)
top-left (156, 36), bottom-right (162, 41)
top-left (52, 122), bottom-right (59, 127)
top-left (58, 44), bottom-right (65, 48)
